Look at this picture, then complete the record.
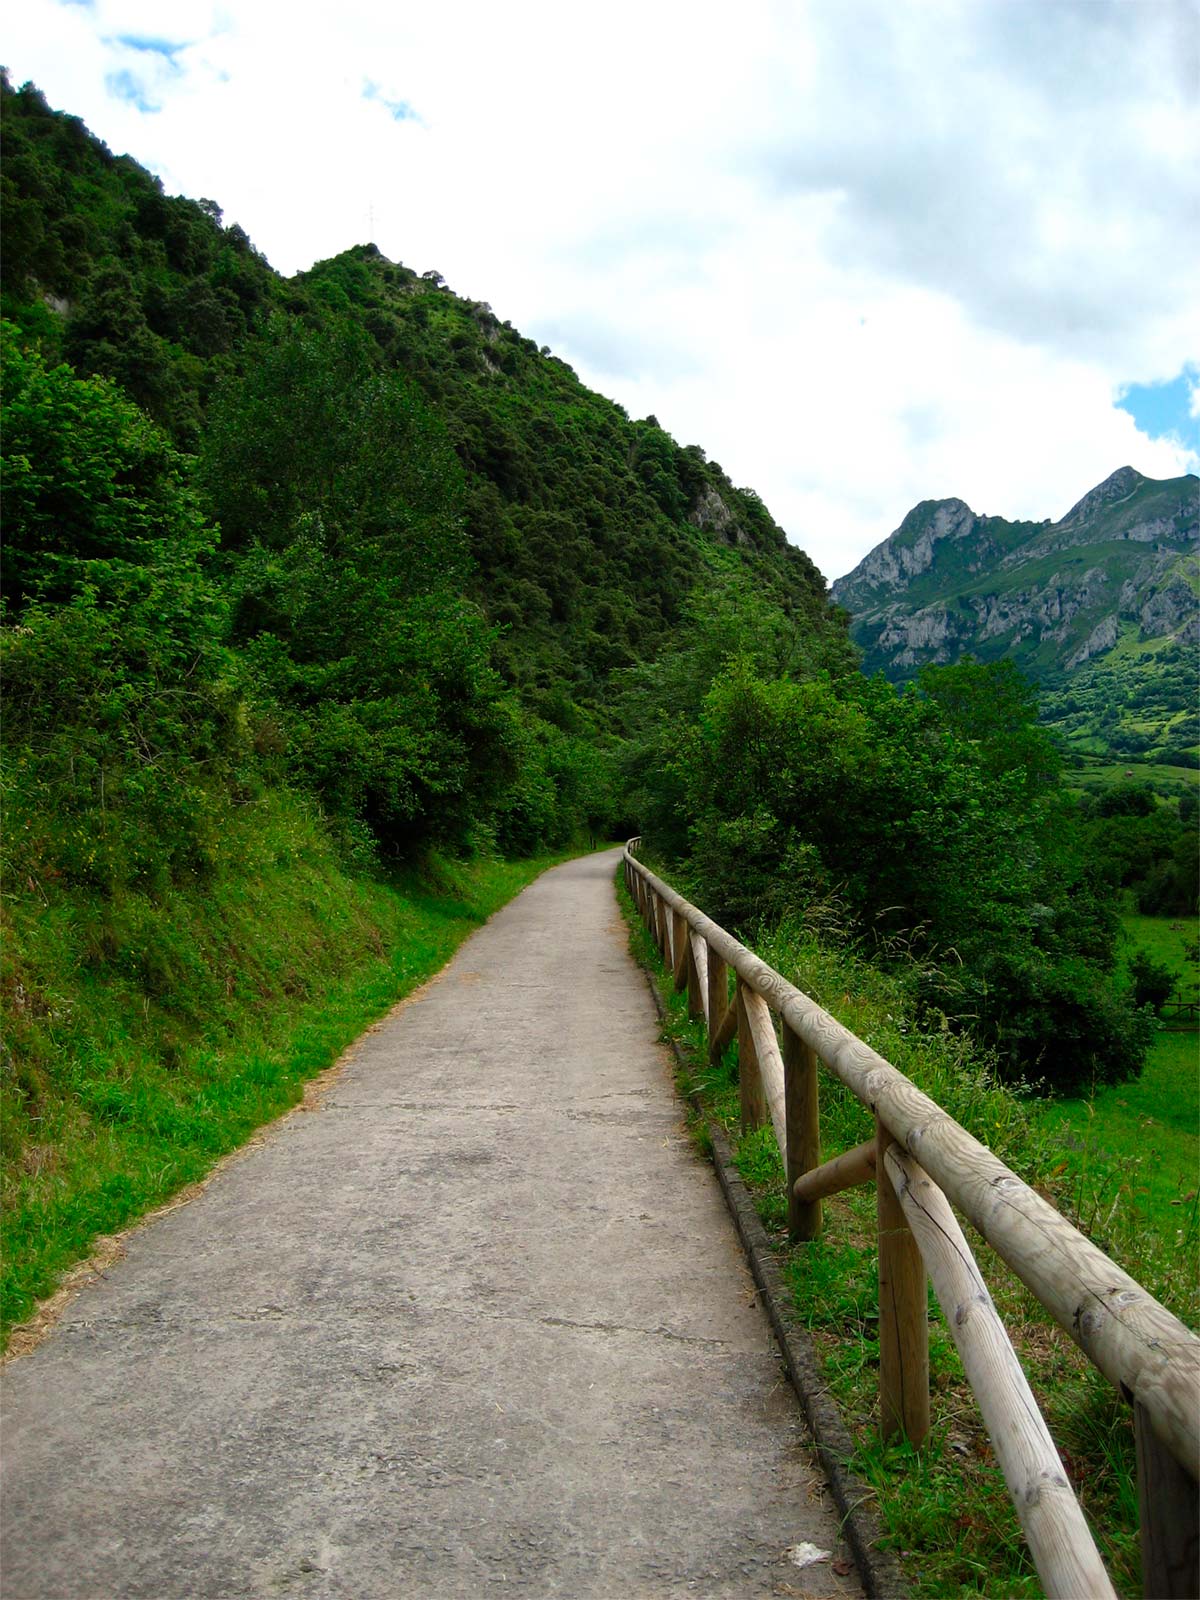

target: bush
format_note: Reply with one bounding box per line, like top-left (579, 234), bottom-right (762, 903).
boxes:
top-left (1128, 950), bottom-right (1176, 1013)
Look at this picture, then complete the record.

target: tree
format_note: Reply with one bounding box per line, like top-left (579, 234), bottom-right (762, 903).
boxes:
top-left (623, 627), bottom-right (1143, 1091)
top-left (918, 657), bottom-right (1060, 797)
top-left (2, 329), bottom-right (213, 612)
top-left (197, 314), bottom-right (514, 855)
top-left (1, 329), bottom-right (244, 891)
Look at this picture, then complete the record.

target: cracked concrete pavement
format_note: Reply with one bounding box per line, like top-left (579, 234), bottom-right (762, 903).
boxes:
top-left (0, 849), bottom-right (861, 1599)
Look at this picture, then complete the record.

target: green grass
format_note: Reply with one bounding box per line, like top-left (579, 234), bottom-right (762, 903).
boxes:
top-left (1037, 1032), bottom-right (1198, 1241)
top-left (1, 795), bottom-right (576, 1347)
top-left (1032, 917), bottom-right (1198, 1302)
top-left (1064, 760), bottom-right (1200, 799)
top-left (618, 866), bottom-right (1195, 1599)
top-left (1120, 913), bottom-right (1199, 989)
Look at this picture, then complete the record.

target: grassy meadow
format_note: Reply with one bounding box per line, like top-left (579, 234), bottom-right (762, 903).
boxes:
top-left (1035, 915), bottom-right (1198, 1270)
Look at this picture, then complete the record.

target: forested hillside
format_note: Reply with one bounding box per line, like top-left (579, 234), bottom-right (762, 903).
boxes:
top-left (2, 74), bottom-right (1179, 1340)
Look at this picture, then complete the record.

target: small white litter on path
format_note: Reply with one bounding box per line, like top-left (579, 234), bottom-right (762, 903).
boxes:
top-left (786, 1541), bottom-right (832, 1568)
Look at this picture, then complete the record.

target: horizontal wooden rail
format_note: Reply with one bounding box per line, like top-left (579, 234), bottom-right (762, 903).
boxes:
top-left (792, 1137), bottom-right (877, 1204)
top-left (623, 843), bottom-right (1200, 1600)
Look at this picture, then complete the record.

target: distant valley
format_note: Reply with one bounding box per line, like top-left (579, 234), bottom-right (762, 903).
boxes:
top-left (831, 467), bottom-right (1199, 770)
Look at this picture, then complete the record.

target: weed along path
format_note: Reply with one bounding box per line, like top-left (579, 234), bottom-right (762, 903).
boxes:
top-left (1, 849), bottom-right (859, 1600)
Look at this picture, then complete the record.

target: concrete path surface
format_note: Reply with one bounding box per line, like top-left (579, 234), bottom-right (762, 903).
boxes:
top-left (1, 850), bottom-right (860, 1599)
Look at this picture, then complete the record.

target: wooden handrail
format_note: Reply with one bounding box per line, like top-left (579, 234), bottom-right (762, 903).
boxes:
top-left (623, 844), bottom-right (1200, 1600)
top-left (884, 1144), bottom-right (1117, 1600)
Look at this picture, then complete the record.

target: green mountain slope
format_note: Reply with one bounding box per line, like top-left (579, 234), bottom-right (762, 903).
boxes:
top-left (1, 73), bottom-right (839, 721)
top-left (831, 467), bottom-right (1199, 762)
top-left (298, 245), bottom-right (837, 698)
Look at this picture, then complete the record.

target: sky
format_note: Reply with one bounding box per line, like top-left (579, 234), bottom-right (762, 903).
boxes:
top-left (5, 0), bottom-right (1199, 580)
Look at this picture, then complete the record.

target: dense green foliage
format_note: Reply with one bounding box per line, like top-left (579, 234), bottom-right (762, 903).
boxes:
top-left (1079, 782), bottom-right (1199, 917)
top-left (1, 79), bottom-right (286, 446)
top-left (296, 246), bottom-right (829, 696)
top-left (623, 615), bottom-right (1152, 1091)
top-left (3, 335), bottom-right (245, 893)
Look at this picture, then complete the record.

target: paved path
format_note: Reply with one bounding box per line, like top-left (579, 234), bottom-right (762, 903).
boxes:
top-left (1, 850), bottom-right (859, 1599)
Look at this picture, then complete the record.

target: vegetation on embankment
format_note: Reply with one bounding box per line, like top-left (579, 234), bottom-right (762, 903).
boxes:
top-left (1, 814), bottom-right (570, 1348)
top-left (621, 873), bottom-right (1196, 1600)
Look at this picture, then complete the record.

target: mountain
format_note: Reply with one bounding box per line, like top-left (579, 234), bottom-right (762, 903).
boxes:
top-left (295, 246), bottom-right (838, 698)
top-left (0, 73), bottom-right (837, 717)
top-left (831, 468), bottom-right (1199, 763)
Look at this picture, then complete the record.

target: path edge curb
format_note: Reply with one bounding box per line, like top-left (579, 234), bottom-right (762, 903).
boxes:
top-left (639, 964), bottom-right (908, 1600)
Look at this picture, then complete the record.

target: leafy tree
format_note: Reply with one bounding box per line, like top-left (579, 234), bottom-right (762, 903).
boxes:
top-left (1, 332), bottom-right (245, 891)
top-left (198, 316), bottom-right (514, 855)
top-left (918, 657), bottom-right (1060, 796)
top-left (623, 629), bottom-right (1143, 1091)
top-left (1128, 950), bottom-right (1176, 1013)
top-left (2, 331), bottom-right (208, 611)
top-left (1095, 783), bottom-right (1157, 818)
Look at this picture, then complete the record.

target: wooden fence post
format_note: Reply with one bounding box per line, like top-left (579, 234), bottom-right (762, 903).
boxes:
top-left (876, 1116), bottom-right (930, 1445)
top-left (884, 1145), bottom-right (1117, 1600)
top-left (707, 950), bottom-right (730, 1059)
top-left (736, 980), bottom-right (767, 1133)
top-left (783, 1021), bottom-right (822, 1242)
top-left (1136, 1400), bottom-right (1200, 1599)
top-left (686, 934), bottom-right (706, 1022)
top-left (672, 909), bottom-right (689, 992)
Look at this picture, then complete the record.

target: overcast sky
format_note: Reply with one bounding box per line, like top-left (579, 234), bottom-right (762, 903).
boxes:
top-left (6, 0), bottom-right (1199, 578)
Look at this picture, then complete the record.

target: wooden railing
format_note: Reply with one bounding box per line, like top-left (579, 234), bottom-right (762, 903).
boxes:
top-left (623, 842), bottom-right (1200, 1600)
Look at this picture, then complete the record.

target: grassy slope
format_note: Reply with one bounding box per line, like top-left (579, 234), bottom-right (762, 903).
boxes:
top-left (1065, 759), bottom-right (1200, 798)
top-left (1, 795), bottom-right (574, 1346)
top-left (1036, 916), bottom-right (1199, 1245)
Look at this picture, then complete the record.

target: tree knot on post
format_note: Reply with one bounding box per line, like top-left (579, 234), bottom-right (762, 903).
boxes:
top-left (1078, 1306), bottom-right (1105, 1339)
top-left (954, 1294), bottom-right (988, 1328)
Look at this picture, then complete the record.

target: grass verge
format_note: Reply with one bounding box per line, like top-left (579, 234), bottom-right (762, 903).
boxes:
top-left (1, 792), bottom-right (575, 1349)
top-left (617, 864), bottom-right (1197, 1600)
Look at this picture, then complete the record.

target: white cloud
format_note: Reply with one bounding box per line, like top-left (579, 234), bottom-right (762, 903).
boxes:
top-left (4, 0), bottom-right (1198, 578)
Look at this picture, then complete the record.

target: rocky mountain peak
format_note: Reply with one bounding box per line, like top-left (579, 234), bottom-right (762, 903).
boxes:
top-left (1058, 465), bottom-right (1145, 527)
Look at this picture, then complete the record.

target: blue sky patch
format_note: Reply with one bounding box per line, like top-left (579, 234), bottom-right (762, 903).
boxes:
top-left (114, 35), bottom-right (187, 60)
top-left (104, 69), bottom-right (162, 113)
top-left (1116, 365), bottom-right (1200, 450)
top-left (363, 80), bottom-right (420, 123)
